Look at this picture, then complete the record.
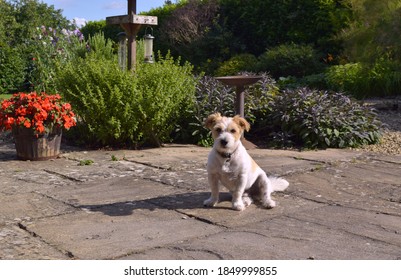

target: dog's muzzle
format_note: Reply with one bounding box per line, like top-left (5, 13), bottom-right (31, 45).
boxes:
top-left (220, 139), bottom-right (228, 147)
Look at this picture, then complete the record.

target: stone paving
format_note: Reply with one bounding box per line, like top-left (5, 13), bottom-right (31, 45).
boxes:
top-left (0, 139), bottom-right (400, 260)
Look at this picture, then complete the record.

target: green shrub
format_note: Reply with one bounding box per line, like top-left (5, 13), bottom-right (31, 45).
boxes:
top-left (56, 56), bottom-right (142, 147)
top-left (367, 58), bottom-right (401, 97)
top-left (135, 53), bottom-right (196, 146)
top-left (254, 87), bottom-right (383, 149)
top-left (215, 54), bottom-right (258, 76)
top-left (325, 63), bottom-right (365, 97)
top-left (21, 26), bottom-right (87, 93)
top-left (257, 43), bottom-right (324, 78)
top-left (325, 59), bottom-right (401, 98)
top-left (0, 43), bottom-right (25, 94)
top-left (56, 36), bottom-right (196, 147)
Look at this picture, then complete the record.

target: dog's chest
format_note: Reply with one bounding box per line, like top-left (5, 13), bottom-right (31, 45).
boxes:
top-left (217, 159), bottom-right (242, 187)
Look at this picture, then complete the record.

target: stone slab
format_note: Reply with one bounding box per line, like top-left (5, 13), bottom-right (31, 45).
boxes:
top-left (286, 161), bottom-right (401, 215)
top-left (114, 161), bottom-right (209, 191)
top-left (21, 203), bottom-right (222, 259)
top-left (1, 142), bottom-right (400, 260)
top-left (147, 191), bottom-right (322, 228)
top-left (126, 214), bottom-right (401, 260)
top-left (0, 192), bottom-right (76, 225)
top-left (290, 205), bottom-right (401, 247)
top-left (0, 224), bottom-right (68, 260)
top-left (42, 176), bottom-right (186, 207)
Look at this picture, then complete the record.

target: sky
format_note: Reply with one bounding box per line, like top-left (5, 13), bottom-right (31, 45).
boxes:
top-left (42, 0), bottom-right (167, 26)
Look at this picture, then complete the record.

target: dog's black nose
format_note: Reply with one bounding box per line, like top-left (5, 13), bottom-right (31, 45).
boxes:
top-left (220, 139), bottom-right (228, 147)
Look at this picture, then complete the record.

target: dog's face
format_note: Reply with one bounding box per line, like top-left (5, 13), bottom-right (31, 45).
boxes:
top-left (205, 113), bottom-right (250, 153)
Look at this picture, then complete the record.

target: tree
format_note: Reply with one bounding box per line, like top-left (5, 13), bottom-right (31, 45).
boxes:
top-left (6, 0), bottom-right (71, 45)
top-left (219, 0), bottom-right (352, 56)
top-left (80, 20), bottom-right (123, 43)
top-left (340, 0), bottom-right (401, 63)
top-left (0, 0), bottom-right (72, 93)
top-left (157, 0), bottom-right (221, 66)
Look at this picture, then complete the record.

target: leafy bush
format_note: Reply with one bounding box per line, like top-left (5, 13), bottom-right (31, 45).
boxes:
top-left (326, 59), bottom-right (401, 98)
top-left (257, 43), bottom-right (324, 78)
top-left (56, 35), bottom-right (196, 147)
top-left (215, 54), bottom-right (258, 76)
top-left (0, 43), bottom-right (25, 94)
top-left (56, 56), bottom-right (142, 147)
top-left (325, 63), bottom-right (365, 97)
top-left (21, 26), bottom-right (86, 93)
top-left (368, 58), bottom-right (401, 97)
top-left (134, 53), bottom-right (196, 146)
top-left (255, 88), bottom-right (383, 149)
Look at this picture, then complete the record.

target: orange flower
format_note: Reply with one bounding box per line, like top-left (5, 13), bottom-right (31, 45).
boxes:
top-left (0, 91), bottom-right (76, 136)
top-left (24, 120), bottom-right (32, 128)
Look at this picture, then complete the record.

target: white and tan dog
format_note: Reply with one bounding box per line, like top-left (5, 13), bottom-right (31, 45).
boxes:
top-left (203, 113), bottom-right (289, 211)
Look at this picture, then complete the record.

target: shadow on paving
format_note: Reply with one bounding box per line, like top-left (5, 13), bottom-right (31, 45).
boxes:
top-left (79, 192), bottom-right (236, 216)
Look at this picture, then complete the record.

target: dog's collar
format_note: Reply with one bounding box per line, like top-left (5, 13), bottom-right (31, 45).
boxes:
top-left (217, 146), bottom-right (239, 160)
top-left (218, 151), bottom-right (232, 159)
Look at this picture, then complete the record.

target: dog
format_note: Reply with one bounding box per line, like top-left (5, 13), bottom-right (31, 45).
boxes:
top-left (203, 113), bottom-right (289, 211)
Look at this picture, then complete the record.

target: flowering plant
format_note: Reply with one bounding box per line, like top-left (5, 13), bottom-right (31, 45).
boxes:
top-left (0, 92), bottom-right (76, 136)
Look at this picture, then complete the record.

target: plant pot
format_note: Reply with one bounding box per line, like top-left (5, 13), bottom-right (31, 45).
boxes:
top-left (12, 126), bottom-right (62, 161)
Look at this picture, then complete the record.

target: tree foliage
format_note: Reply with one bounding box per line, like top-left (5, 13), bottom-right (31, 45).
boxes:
top-left (146, 0), bottom-right (352, 74)
top-left (4, 0), bottom-right (71, 45)
top-left (340, 0), bottom-right (401, 63)
top-left (0, 0), bottom-right (73, 94)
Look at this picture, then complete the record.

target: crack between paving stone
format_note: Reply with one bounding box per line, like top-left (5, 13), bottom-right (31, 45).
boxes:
top-left (367, 158), bottom-right (401, 165)
top-left (129, 172), bottom-right (200, 192)
top-left (168, 246), bottom-right (225, 259)
top-left (16, 222), bottom-right (76, 259)
top-left (43, 169), bottom-right (85, 182)
top-left (33, 191), bottom-right (85, 213)
top-left (173, 209), bottom-right (231, 229)
top-left (283, 214), bottom-right (401, 248)
top-left (286, 191), bottom-right (340, 206)
top-left (228, 228), bottom-right (314, 243)
top-left (123, 158), bottom-right (173, 171)
top-left (290, 190), bottom-right (401, 218)
top-left (111, 233), bottom-right (228, 260)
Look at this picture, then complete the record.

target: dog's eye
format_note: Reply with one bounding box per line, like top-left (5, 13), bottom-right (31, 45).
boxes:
top-left (215, 128), bottom-right (222, 133)
top-left (230, 129), bottom-right (237, 133)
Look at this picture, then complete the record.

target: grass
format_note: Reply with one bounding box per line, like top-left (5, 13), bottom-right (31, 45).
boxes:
top-left (0, 94), bottom-right (12, 101)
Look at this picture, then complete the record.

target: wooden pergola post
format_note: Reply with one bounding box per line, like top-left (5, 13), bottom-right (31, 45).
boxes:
top-left (106, 0), bottom-right (157, 71)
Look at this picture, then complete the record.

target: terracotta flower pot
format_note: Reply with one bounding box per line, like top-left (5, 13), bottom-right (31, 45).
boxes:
top-left (12, 126), bottom-right (62, 161)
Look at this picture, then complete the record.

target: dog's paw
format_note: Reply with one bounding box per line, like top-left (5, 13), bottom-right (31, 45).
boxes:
top-left (203, 197), bottom-right (219, 207)
top-left (232, 201), bottom-right (246, 211)
top-left (262, 199), bottom-right (276, 209)
top-left (242, 196), bottom-right (253, 207)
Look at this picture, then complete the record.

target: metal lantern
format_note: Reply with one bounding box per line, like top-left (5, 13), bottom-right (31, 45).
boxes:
top-left (117, 32), bottom-right (127, 70)
top-left (144, 27), bottom-right (154, 63)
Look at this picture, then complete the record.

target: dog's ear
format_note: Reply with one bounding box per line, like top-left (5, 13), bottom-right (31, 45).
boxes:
top-left (233, 115), bottom-right (251, 132)
top-left (205, 113), bottom-right (222, 129)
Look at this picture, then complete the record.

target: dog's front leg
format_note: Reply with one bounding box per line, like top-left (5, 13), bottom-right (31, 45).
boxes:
top-left (231, 175), bottom-right (247, 211)
top-left (204, 173), bottom-right (220, 207)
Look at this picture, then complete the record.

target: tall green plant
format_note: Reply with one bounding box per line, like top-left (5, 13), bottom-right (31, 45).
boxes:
top-left (56, 56), bottom-right (142, 147)
top-left (0, 43), bottom-right (25, 94)
top-left (326, 58), bottom-right (401, 98)
top-left (21, 26), bottom-right (86, 93)
top-left (56, 34), bottom-right (196, 147)
top-left (135, 52), bottom-right (196, 146)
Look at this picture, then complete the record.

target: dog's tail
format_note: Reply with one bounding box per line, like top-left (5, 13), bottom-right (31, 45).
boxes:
top-left (269, 177), bottom-right (289, 192)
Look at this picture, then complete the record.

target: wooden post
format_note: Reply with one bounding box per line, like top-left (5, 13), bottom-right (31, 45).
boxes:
top-left (127, 0), bottom-right (137, 70)
top-left (106, 0), bottom-right (157, 71)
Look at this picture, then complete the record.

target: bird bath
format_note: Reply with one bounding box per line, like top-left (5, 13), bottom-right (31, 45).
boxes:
top-left (215, 75), bottom-right (262, 118)
top-left (215, 75), bottom-right (262, 149)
